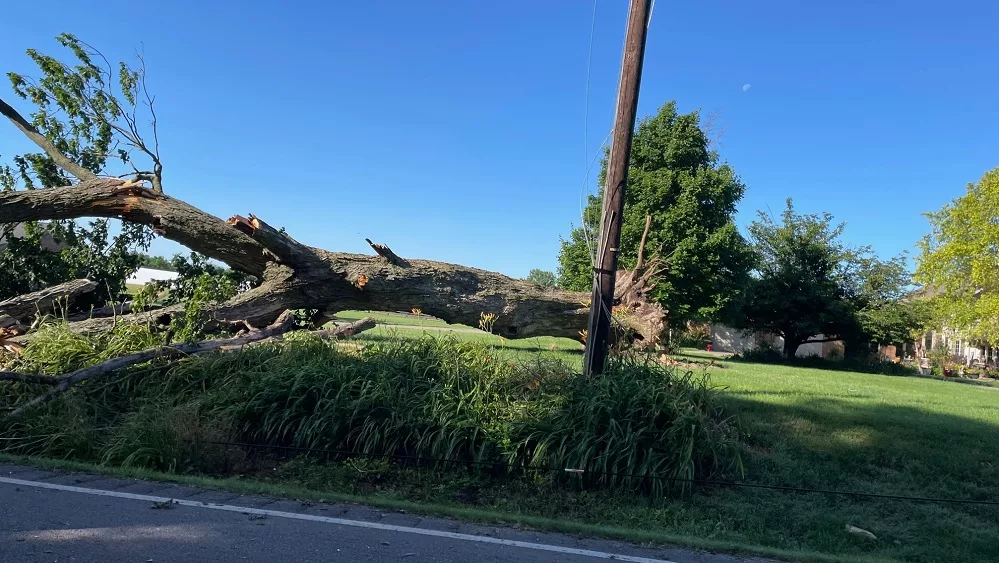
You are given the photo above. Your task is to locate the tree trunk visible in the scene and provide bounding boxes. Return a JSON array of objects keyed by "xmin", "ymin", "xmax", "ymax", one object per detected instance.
[
  {"xmin": 0, "ymin": 179, "xmax": 666, "ymax": 345},
  {"xmin": 783, "ymin": 336, "xmax": 802, "ymax": 359},
  {"xmin": 0, "ymin": 279, "xmax": 98, "ymax": 325}
]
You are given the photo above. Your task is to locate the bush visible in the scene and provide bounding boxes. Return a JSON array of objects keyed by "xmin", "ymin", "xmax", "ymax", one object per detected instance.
[
  {"xmin": 1, "ymin": 333, "xmax": 743, "ymax": 497},
  {"xmin": 730, "ymin": 344, "xmax": 917, "ymax": 376}
]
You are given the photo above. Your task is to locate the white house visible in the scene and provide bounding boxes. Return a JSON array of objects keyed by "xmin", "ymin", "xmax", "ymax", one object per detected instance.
[
  {"xmin": 709, "ymin": 324, "xmax": 845, "ymax": 359},
  {"xmin": 127, "ymin": 267, "xmax": 179, "ymax": 286}
]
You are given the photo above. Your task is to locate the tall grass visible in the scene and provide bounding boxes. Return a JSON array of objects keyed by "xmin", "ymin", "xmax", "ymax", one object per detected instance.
[{"xmin": 1, "ymin": 327, "xmax": 742, "ymax": 497}]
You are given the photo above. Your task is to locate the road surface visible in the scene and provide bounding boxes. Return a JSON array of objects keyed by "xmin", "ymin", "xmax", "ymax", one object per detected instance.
[{"xmin": 1, "ymin": 463, "xmax": 763, "ymax": 563}]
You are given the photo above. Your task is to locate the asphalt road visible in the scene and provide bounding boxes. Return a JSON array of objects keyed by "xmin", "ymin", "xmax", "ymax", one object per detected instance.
[{"xmin": 0, "ymin": 463, "xmax": 762, "ymax": 563}]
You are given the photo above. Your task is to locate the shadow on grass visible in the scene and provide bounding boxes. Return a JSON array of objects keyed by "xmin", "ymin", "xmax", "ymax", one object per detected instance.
[
  {"xmin": 703, "ymin": 394, "xmax": 999, "ymax": 561},
  {"xmin": 726, "ymin": 354, "xmax": 918, "ymax": 377},
  {"xmin": 723, "ymin": 394, "xmax": 999, "ymax": 497}
]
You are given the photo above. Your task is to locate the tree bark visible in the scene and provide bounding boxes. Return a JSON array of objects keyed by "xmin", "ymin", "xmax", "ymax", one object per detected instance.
[
  {"xmin": 0, "ymin": 98, "xmax": 98, "ymax": 184},
  {"xmin": 783, "ymin": 336, "xmax": 802, "ymax": 359},
  {"xmin": 0, "ymin": 178, "xmax": 666, "ymax": 344},
  {"xmin": 65, "ymin": 301, "xmax": 147, "ymax": 322},
  {"xmin": 0, "ymin": 279, "xmax": 98, "ymax": 324},
  {"xmin": 1, "ymin": 90, "xmax": 666, "ymax": 346}
]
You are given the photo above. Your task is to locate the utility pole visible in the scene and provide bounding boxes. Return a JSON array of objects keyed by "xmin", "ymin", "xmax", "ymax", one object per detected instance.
[{"xmin": 582, "ymin": 0, "xmax": 653, "ymax": 377}]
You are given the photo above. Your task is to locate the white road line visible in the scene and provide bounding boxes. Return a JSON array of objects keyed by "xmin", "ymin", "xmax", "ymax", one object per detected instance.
[{"xmin": 1, "ymin": 476, "xmax": 678, "ymax": 563}]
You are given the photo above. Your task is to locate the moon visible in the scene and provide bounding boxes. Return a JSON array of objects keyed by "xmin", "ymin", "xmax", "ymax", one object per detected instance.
[{"xmin": 742, "ymin": 83, "xmax": 752, "ymax": 93}]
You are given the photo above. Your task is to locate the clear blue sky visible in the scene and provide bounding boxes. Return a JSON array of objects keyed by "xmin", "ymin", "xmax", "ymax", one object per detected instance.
[{"xmin": 2, "ymin": 0, "xmax": 997, "ymax": 277}]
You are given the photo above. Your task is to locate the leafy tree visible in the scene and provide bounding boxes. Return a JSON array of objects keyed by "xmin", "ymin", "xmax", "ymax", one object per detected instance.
[
  {"xmin": 526, "ymin": 269, "xmax": 557, "ymax": 288},
  {"xmin": 0, "ymin": 34, "xmax": 157, "ymax": 307},
  {"xmin": 916, "ymin": 166, "xmax": 999, "ymax": 344},
  {"xmin": 855, "ymin": 299, "xmax": 932, "ymax": 349},
  {"xmin": 136, "ymin": 252, "xmax": 255, "ymax": 307},
  {"xmin": 732, "ymin": 199, "xmax": 913, "ymax": 358},
  {"xmin": 848, "ymin": 253, "xmax": 927, "ymax": 349},
  {"xmin": 139, "ymin": 254, "xmax": 177, "ymax": 272},
  {"xmin": 557, "ymin": 101, "xmax": 754, "ymax": 324},
  {"xmin": 134, "ymin": 252, "xmax": 258, "ymax": 341}
]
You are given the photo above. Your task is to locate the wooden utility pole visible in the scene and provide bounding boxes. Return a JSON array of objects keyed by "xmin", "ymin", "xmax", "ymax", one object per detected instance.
[{"xmin": 582, "ymin": 0, "xmax": 653, "ymax": 377}]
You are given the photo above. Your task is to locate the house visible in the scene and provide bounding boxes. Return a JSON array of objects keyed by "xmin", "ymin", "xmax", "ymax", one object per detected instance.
[
  {"xmin": 708, "ymin": 324, "xmax": 845, "ymax": 359},
  {"xmin": 0, "ymin": 223, "xmax": 66, "ymax": 253},
  {"xmin": 910, "ymin": 329, "xmax": 997, "ymax": 366},
  {"xmin": 899, "ymin": 286, "xmax": 997, "ymax": 366},
  {"xmin": 126, "ymin": 268, "xmax": 179, "ymax": 286}
]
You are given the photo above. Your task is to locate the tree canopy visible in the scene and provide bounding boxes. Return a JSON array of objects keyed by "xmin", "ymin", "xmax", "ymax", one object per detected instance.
[
  {"xmin": 557, "ymin": 101, "xmax": 754, "ymax": 325},
  {"xmin": 731, "ymin": 199, "xmax": 916, "ymax": 357},
  {"xmin": 525, "ymin": 269, "xmax": 557, "ymax": 288},
  {"xmin": 139, "ymin": 254, "xmax": 176, "ymax": 272},
  {"xmin": 0, "ymin": 33, "xmax": 156, "ymax": 307},
  {"xmin": 916, "ymin": 166, "xmax": 999, "ymax": 345}
]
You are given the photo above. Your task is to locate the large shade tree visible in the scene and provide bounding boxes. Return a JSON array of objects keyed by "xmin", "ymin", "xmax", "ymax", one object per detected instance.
[
  {"xmin": 557, "ymin": 102, "xmax": 754, "ymax": 325},
  {"xmin": 732, "ymin": 199, "xmax": 916, "ymax": 358},
  {"xmin": 916, "ymin": 166, "xmax": 999, "ymax": 345}
]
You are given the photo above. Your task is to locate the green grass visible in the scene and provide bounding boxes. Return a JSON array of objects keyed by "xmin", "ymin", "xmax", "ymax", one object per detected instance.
[
  {"xmin": 333, "ymin": 310, "xmax": 585, "ymax": 364},
  {"xmin": 334, "ymin": 310, "xmax": 471, "ymax": 329},
  {"xmin": 307, "ymin": 327, "xmax": 999, "ymax": 561},
  {"xmin": 690, "ymin": 356, "xmax": 999, "ymax": 562},
  {"xmin": 4, "ymin": 323, "xmax": 999, "ymax": 562},
  {"xmin": 0, "ymin": 453, "xmax": 874, "ymax": 563},
  {"xmin": 353, "ymin": 326, "xmax": 584, "ymax": 364}
]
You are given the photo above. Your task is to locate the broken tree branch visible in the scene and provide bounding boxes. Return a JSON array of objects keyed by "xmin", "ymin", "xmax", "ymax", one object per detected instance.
[
  {"xmin": 0, "ymin": 279, "xmax": 98, "ymax": 323},
  {"xmin": 229, "ymin": 214, "xmax": 324, "ymax": 268},
  {"xmin": 228, "ymin": 316, "xmax": 377, "ymax": 348},
  {"xmin": 0, "ymin": 98, "xmax": 98, "ymax": 183},
  {"xmin": 65, "ymin": 301, "xmax": 148, "ymax": 322},
  {"xmin": 365, "ymin": 238, "xmax": 410, "ymax": 267},
  {"xmin": 315, "ymin": 317, "xmax": 376, "ymax": 339},
  {"xmin": 635, "ymin": 214, "xmax": 652, "ymax": 272},
  {"xmin": 5, "ymin": 311, "xmax": 298, "ymax": 418},
  {"xmin": 0, "ymin": 178, "xmax": 665, "ymax": 343},
  {"xmin": 0, "ymin": 178, "xmax": 271, "ymax": 276},
  {"xmin": 0, "ymin": 372, "xmax": 60, "ymax": 385}
]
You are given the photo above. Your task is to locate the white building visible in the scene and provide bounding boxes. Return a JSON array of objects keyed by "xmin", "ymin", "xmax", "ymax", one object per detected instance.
[
  {"xmin": 709, "ymin": 324, "xmax": 845, "ymax": 359},
  {"xmin": 127, "ymin": 267, "xmax": 179, "ymax": 286}
]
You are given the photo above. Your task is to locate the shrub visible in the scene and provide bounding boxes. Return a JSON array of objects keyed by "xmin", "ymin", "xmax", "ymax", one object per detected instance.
[
  {"xmin": 731, "ymin": 344, "xmax": 918, "ymax": 376},
  {"xmin": 733, "ymin": 344, "xmax": 784, "ymax": 364},
  {"xmin": 1, "ymin": 333, "xmax": 743, "ymax": 497},
  {"xmin": 101, "ymin": 403, "xmax": 243, "ymax": 474}
]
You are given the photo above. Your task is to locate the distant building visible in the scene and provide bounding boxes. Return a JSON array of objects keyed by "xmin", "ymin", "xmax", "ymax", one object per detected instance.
[
  {"xmin": 709, "ymin": 324, "xmax": 845, "ymax": 359},
  {"xmin": 0, "ymin": 223, "xmax": 65, "ymax": 253},
  {"xmin": 127, "ymin": 268, "xmax": 179, "ymax": 286}
]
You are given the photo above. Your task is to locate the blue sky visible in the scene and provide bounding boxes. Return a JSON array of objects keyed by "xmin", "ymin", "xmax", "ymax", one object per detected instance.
[{"xmin": 2, "ymin": 0, "xmax": 997, "ymax": 277}]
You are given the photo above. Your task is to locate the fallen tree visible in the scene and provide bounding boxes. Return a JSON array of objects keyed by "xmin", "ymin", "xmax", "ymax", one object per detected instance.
[
  {"xmin": 0, "ymin": 278, "xmax": 98, "ymax": 331},
  {"xmin": 0, "ymin": 37, "xmax": 666, "ymax": 348}
]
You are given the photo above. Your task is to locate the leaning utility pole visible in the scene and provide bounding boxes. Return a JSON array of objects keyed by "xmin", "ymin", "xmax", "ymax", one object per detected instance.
[{"xmin": 582, "ymin": 0, "xmax": 654, "ymax": 377}]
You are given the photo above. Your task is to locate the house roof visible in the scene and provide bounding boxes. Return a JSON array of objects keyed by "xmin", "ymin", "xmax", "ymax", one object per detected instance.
[{"xmin": 0, "ymin": 223, "xmax": 66, "ymax": 253}]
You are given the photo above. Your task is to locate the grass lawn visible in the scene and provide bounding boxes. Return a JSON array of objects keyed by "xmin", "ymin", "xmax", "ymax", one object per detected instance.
[
  {"xmin": 340, "ymin": 310, "xmax": 585, "ymax": 364},
  {"xmin": 334, "ymin": 310, "xmax": 473, "ymax": 329},
  {"xmin": 326, "ymin": 326, "xmax": 999, "ymax": 561},
  {"xmin": 701, "ymin": 357, "xmax": 999, "ymax": 562},
  {"xmin": 6, "ymin": 317, "xmax": 997, "ymax": 561}
]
